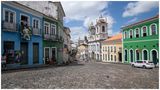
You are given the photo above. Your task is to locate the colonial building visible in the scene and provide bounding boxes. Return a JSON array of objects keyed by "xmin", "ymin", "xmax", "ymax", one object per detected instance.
[
  {"xmin": 102, "ymin": 33, "xmax": 122, "ymax": 62},
  {"xmin": 77, "ymin": 38, "xmax": 88, "ymax": 60},
  {"xmin": 63, "ymin": 27, "xmax": 71, "ymax": 64},
  {"xmin": 18, "ymin": 1, "xmax": 66, "ymax": 65},
  {"xmin": 88, "ymin": 16, "xmax": 108, "ymax": 61},
  {"xmin": 1, "ymin": 1, "xmax": 43, "ymax": 68},
  {"xmin": 122, "ymin": 15, "xmax": 159, "ymax": 65}
]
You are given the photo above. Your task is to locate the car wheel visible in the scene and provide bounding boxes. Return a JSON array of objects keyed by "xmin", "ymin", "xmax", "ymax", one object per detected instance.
[{"xmin": 143, "ymin": 65, "xmax": 146, "ymax": 69}]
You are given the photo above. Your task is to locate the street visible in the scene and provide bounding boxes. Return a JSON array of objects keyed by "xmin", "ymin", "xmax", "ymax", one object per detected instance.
[{"xmin": 1, "ymin": 61, "xmax": 159, "ymax": 89}]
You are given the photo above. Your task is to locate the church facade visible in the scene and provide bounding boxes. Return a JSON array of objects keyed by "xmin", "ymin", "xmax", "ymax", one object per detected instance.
[{"xmin": 87, "ymin": 16, "xmax": 108, "ymax": 61}]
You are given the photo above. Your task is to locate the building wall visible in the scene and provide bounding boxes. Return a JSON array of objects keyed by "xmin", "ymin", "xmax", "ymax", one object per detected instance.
[
  {"xmin": 1, "ymin": 2, "xmax": 43, "ymax": 65},
  {"xmin": 102, "ymin": 43, "xmax": 122, "ymax": 62},
  {"xmin": 122, "ymin": 17, "xmax": 159, "ymax": 64},
  {"xmin": 43, "ymin": 17, "xmax": 64, "ymax": 64}
]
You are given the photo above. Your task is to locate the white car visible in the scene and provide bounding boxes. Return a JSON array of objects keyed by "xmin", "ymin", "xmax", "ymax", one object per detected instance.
[{"xmin": 131, "ymin": 60, "xmax": 155, "ymax": 69}]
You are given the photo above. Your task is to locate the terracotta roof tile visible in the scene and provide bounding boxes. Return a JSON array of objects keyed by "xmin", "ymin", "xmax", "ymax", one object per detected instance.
[{"xmin": 104, "ymin": 33, "xmax": 122, "ymax": 42}]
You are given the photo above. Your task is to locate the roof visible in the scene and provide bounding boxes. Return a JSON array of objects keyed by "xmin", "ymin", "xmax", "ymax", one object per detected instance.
[
  {"xmin": 121, "ymin": 15, "xmax": 159, "ymax": 29},
  {"xmin": 104, "ymin": 33, "xmax": 122, "ymax": 42}
]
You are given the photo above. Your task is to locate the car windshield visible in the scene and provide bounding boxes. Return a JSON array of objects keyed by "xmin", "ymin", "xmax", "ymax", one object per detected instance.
[{"xmin": 148, "ymin": 61, "xmax": 153, "ymax": 63}]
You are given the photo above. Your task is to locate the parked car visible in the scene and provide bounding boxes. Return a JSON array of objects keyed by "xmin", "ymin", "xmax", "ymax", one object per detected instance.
[{"xmin": 131, "ymin": 60, "xmax": 154, "ymax": 69}]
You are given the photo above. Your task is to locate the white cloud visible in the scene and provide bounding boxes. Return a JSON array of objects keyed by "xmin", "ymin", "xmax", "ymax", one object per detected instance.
[
  {"xmin": 122, "ymin": 1, "xmax": 159, "ymax": 17},
  {"xmin": 61, "ymin": 1, "xmax": 115, "ymax": 40},
  {"xmin": 69, "ymin": 26, "xmax": 89, "ymax": 42},
  {"xmin": 126, "ymin": 17, "xmax": 137, "ymax": 24}
]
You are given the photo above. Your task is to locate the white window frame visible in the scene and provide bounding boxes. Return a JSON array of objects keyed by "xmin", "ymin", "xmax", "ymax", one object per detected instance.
[
  {"xmin": 150, "ymin": 23, "xmax": 157, "ymax": 35},
  {"xmin": 134, "ymin": 28, "xmax": 140, "ymax": 38},
  {"xmin": 3, "ymin": 8, "xmax": 16, "ymax": 23},
  {"xmin": 129, "ymin": 29, "xmax": 133, "ymax": 38},
  {"xmin": 32, "ymin": 18, "xmax": 40, "ymax": 29},
  {"xmin": 44, "ymin": 21, "xmax": 50, "ymax": 35},
  {"xmin": 150, "ymin": 49, "xmax": 158, "ymax": 62},
  {"xmin": 142, "ymin": 49, "xmax": 149, "ymax": 60},
  {"xmin": 141, "ymin": 26, "xmax": 148, "ymax": 37},
  {"xmin": 20, "ymin": 13, "xmax": 30, "ymax": 26},
  {"xmin": 129, "ymin": 49, "xmax": 134, "ymax": 62},
  {"xmin": 50, "ymin": 24, "xmax": 56, "ymax": 35}
]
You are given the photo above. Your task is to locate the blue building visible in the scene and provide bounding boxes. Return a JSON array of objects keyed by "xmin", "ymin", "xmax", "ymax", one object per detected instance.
[{"xmin": 1, "ymin": 1, "xmax": 43, "ymax": 68}]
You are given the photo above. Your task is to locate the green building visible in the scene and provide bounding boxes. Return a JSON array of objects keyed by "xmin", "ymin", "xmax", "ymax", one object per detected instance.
[
  {"xmin": 43, "ymin": 15, "xmax": 64, "ymax": 65},
  {"xmin": 122, "ymin": 15, "xmax": 159, "ymax": 65},
  {"xmin": 43, "ymin": 2, "xmax": 66, "ymax": 65}
]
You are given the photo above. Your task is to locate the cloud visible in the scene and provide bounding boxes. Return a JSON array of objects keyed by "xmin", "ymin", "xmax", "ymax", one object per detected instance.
[
  {"xmin": 126, "ymin": 17, "xmax": 138, "ymax": 24},
  {"xmin": 122, "ymin": 1, "xmax": 159, "ymax": 17},
  {"xmin": 61, "ymin": 1, "xmax": 115, "ymax": 40},
  {"xmin": 62, "ymin": 1, "xmax": 109, "ymax": 21},
  {"xmin": 69, "ymin": 26, "xmax": 89, "ymax": 42}
]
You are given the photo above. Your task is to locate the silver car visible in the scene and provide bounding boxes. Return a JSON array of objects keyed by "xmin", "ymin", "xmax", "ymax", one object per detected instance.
[{"xmin": 131, "ymin": 60, "xmax": 155, "ymax": 69}]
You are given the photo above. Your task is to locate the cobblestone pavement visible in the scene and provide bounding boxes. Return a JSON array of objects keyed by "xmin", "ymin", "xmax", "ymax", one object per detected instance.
[{"xmin": 1, "ymin": 61, "xmax": 159, "ymax": 89}]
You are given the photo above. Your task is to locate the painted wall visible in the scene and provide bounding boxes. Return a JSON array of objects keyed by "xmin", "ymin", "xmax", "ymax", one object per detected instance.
[
  {"xmin": 1, "ymin": 3, "xmax": 43, "ymax": 65},
  {"xmin": 122, "ymin": 18, "xmax": 159, "ymax": 64}
]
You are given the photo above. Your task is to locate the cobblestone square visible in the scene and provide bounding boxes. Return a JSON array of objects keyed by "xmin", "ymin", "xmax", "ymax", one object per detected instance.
[{"xmin": 1, "ymin": 62, "xmax": 159, "ymax": 89}]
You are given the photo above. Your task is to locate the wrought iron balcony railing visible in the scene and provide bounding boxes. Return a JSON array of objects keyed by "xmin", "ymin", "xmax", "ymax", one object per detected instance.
[{"xmin": 32, "ymin": 28, "xmax": 41, "ymax": 35}]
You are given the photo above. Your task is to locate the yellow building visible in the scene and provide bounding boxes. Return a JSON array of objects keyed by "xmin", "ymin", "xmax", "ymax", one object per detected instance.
[{"xmin": 102, "ymin": 33, "xmax": 122, "ymax": 62}]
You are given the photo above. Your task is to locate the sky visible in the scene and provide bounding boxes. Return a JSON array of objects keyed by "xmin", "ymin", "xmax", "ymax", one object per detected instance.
[{"xmin": 61, "ymin": 1, "xmax": 159, "ymax": 42}]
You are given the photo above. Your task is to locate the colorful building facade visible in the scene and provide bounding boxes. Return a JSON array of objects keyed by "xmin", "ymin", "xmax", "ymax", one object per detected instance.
[
  {"xmin": 102, "ymin": 33, "xmax": 122, "ymax": 63},
  {"xmin": 1, "ymin": 1, "xmax": 43, "ymax": 68},
  {"xmin": 122, "ymin": 15, "xmax": 159, "ymax": 65}
]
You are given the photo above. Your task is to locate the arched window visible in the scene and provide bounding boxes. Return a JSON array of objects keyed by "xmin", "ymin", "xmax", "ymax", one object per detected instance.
[
  {"xmin": 130, "ymin": 30, "xmax": 133, "ymax": 38},
  {"xmin": 102, "ymin": 26, "xmax": 105, "ymax": 32},
  {"xmin": 135, "ymin": 28, "xmax": 140, "ymax": 38},
  {"xmin": 130, "ymin": 49, "xmax": 134, "ymax": 62},
  {"xmin": 150, "ymin": 49, "xmax": 158, "ymax": 65},
  {"xmin": 124, "ymin": 31, "xmax": 127, "ymax": 39},
  {"xmin": 150, "ymin": 24, "xmax": 157, "ymax": 35},
  {"xmin": 142, "ymin": 26, "xmax": 147, "ymax": 37}
]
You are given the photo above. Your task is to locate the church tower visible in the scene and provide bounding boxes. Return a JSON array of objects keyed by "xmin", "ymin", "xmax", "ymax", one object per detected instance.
[{"xmin": 95, "ymin": 15, "xmax": 108, "ymax": 40}]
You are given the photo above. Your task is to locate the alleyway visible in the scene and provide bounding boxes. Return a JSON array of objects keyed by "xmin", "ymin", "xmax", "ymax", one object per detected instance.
[{"xmin": 1, "ymin": 61, "xmax": 158, "ymax": 89}]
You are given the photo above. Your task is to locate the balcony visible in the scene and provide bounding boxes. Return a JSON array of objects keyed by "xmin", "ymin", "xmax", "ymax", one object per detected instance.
[
  {"xmin": 32, "ymin": 28, "xmax": 41, "ymax": 35},
  {"xmin": 44, "ymin": 34, "xmax": 62, "ymax": 42},
  {"xmin": 2, "ymin": 21, "xmax": 17, "ymax": 32}
]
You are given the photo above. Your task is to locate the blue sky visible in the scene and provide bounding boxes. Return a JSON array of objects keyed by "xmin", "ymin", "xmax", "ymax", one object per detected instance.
[{"xmin": 61, "ymin": 1, "xmax": 159, "ymax": 42}]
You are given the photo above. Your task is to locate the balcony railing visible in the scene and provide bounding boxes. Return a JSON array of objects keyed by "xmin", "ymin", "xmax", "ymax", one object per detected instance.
[
  {"xmin": 44, "ymin": 34, "xmax": 63, "ymax": 41},
  {"xmin": 2, "ymin": 21, "xmax": 17, "ymax": 32},
  {"xmin": 32, "ymin": 28, "xmax": 41, "ymax": 35}
]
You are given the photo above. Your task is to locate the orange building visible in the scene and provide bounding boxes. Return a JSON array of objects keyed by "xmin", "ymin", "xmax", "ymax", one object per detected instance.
[{"xmin": 101, "ymin": 33, "xmax": 122, "ymax": 62}]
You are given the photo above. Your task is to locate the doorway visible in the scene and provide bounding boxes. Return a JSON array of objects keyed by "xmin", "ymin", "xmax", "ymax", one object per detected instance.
[
  {"xmin": 33, "ymin": 43, "xmax": 39, "ymax": 64},
  {"xmin": 21, "ymin": 42, "xmax": 28, "ymax": 65},
  {"xmin": 51, "ymin": 47, "xmax": 57, "ymax": 63},
  {"xmin": 130, "ymin": 50, "xmax": 133, "ymax": 62},
  {"xmin": 118, "ymin": 52, "xmax": 122, "ymax": 62},
  {"xmin": 152, "ymin": 50, "xmax": 158, "ymax": 65}
]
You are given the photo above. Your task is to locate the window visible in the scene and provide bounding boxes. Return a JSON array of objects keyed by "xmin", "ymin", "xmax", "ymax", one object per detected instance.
[
  {"xmin": 105, "ymin": 46, "xmax": 107, "ymax": 52},
  {"xmin": 114, "ymin": 46, "xmax": 116, "ymax": 53},
  {"xmin": 33, "ymin": 19, "xmax": 39, "ymax": 29},
  {"xmin": 44, "ymin": 22, "xmax": 49, "ymax": 34},
  {"xmin": 124, "ymin": 31, "xmax": 127, "ymax": 39},
  {"xmin": 150, "ymin": 24, "xmax": 157, "ymax": 35},
  {"xmin": 4, "ymin": 9, "xmax": 15, "ymax": 23},
  {"xmin": 102, "ymin": 26, "xmax": 105, "ymax": 32},
  {"xmin": 111, "ymin": 46, "xmax": 112, "ymax": 52},
  {"xmin": 135, "ymin": 28, "xmax": 139, "ymax": 38},
  {"xmin": 51, "ymin": 24, "xmax": 56, "ymax": 35},
  {"xmin": 130, "ymin": 30, "xmax": 133, "ymax": 38},
  {"xmin": 142, "ymin": 26, "xmax": 147, "ymax": 37}
]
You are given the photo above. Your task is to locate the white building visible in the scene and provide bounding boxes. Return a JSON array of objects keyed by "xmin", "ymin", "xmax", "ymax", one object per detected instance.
[{"xmin": 87, "ymin": 16, "xmax": 108, "ymax": 61}]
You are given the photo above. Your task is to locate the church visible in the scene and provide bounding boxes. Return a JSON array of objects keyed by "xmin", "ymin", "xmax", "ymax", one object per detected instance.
[{"xmin": 87, "ymin": 16, "xmax": 108, "ymax": 61}]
